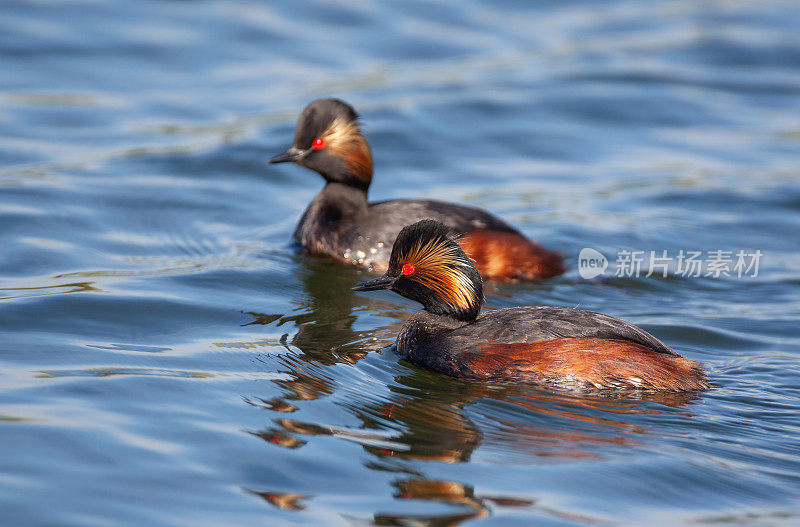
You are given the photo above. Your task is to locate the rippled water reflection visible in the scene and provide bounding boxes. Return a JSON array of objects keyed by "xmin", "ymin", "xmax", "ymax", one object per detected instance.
[{"xmin": 2, "ymin": 0, "xmax": 800, "ymax": 525}]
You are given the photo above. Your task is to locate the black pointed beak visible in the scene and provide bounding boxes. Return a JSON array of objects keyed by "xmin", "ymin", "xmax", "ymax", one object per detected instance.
[
  {"xmin": 268, "ymin": 147, "xmax": 305, "ymax": 164},
  {"xmin": 352, "ymin": 275, "xmax": 396, "ymax": 292}
]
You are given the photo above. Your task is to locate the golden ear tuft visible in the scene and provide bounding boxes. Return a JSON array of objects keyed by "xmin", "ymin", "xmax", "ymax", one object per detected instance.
[
  {"xmin": 320, "ymin": 116, "xmax": 372, "ymax": 183},
  {"xmin": 399, "ymin": 233, "xmax": 479, "ymax": 314},
  {"xmin": 321, "ymin": 116, "xmax": 359, "ymax": 148}
]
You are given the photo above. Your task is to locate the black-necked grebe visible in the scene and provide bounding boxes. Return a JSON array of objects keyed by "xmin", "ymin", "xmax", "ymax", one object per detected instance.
[
  {"xmin": 352, "ymin": 220, "xmax": 709, "ymax": 392},
  {"xmin": 269, "ymin": 98, "xmax": 564, "ymax": 281}
]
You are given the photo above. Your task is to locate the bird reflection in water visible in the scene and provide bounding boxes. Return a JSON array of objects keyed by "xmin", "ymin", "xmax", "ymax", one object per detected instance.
[
  {"xmin": 242, "ymin": 256, "xmax": 400, "ymax": 447},
  {"xmin": 251, "ymin": 371, "xmax": 698, "ymax": 524},
  {"xmin": 241, "ymin": 256, "xmax": 701, "ymax": 524},
  {"xmin": 377, "ymin": 478, "xmax": 612, "ymax": 527},
  {"xmin": 245, "ymin": 257, "xmax": 402, "ymax": 360},
  {"xmin": 247, "ymin": 489, "xmax": 309, "ymax": 511}
]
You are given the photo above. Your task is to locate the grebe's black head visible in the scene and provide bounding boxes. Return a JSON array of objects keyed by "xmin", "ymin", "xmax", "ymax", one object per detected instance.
[
  {"xmin": 352, "ymin": 220, "xmax": 484, "ymax": 322},
  {"xmin": 269, "ymin": 98, "xmax": 373, "ymax": 192}
]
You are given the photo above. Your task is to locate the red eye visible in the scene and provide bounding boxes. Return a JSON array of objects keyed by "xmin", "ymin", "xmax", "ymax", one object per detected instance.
[
  {"xmin": 312, "ymin": 137, "xmax": 325, "ymax": 150},
  {"xmin": 402, "ymin": 264, "xmax": 415, "ymax": 275}
]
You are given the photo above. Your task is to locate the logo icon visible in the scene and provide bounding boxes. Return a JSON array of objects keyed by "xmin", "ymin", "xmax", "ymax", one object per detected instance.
[{"xmin": 578, "ymin": 248, "xmax": 608, "ymax": 279}]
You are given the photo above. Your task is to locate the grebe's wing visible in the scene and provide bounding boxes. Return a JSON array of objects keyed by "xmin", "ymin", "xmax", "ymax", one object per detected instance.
[
  {"xmin": 368, "ymin": 199, "xmax": 520, "ymax": 236},
  {"xmin": 479, "ymin": 306, "xmax": 680, "ymax": 357}
]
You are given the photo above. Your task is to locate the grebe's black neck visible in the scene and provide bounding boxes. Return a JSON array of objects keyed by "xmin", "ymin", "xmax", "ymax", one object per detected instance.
[
  {"xmin": 294, "ymin": 181, "xmax": 368, "ymax": 248},
  {"xmin": 318, "ymin": 181, "xmax": 368, "ymax": 208},
  {"xmin": 414, "ymin": 308, "xmax": 474, "ymax": 329},
  {"xmin": 395, "ymin": 309, "xmax": 473, "ymax": 360}
]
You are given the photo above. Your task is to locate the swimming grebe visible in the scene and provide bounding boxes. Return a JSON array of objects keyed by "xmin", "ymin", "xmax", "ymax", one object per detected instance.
[
  {"xmin": 352, "ymin": 220, "xmax": 709, "ymax": 392},
  {"xmin": 269, "ymin": 98, "xmax": 564, "ymax": 281}
]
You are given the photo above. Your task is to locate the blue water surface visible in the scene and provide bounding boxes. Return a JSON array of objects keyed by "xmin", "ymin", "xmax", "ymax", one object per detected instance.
[{"xmin": 1, "ymin": 1, "xmax": 799, "ymax": 525}]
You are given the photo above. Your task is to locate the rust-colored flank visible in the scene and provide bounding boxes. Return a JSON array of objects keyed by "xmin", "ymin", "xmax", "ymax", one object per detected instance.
[
  {"xmin": 465, "ymin": 338, "xmax": 709, "ymax": 391},
  {"xmin": 458, "ymin": 230, "xmax": 565, "ymax": 281}
]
